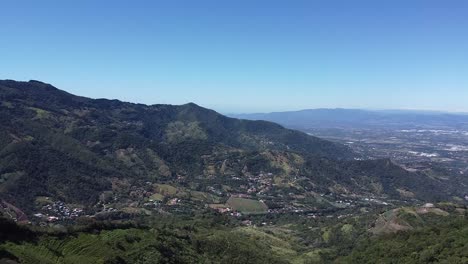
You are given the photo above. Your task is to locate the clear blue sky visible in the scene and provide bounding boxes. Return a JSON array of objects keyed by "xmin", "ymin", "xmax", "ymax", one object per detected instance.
[{"xmin": 1, "ymin": 0, "xmax": 467, "ymax": 113}]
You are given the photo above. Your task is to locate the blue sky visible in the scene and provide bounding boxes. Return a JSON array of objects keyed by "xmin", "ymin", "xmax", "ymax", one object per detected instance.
[{"xmin": 1, "ymin": 0, "xmax": 467, "ymax": 113}]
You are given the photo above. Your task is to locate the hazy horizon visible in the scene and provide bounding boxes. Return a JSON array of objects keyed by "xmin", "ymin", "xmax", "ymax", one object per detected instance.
[
  {"xmin": 2, "ymin": 1, "xmax": 468, "ymax": 113},
  {"xmin": 5, "ymin": 78, "xmax": 468, "ymax": 116}
]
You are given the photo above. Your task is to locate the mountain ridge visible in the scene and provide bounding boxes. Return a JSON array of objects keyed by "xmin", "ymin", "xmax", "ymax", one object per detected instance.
[
  {"xmin": 230, "ymin": 108, "xmax": 468, "ymax": 129},
  {"xmin": 0, "ymin": 80, "xmax": 466, "ymax": 220}
]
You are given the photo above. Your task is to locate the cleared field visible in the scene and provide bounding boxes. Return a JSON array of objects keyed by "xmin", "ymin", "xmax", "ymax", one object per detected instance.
[
  {"xmin": 35, "ymin": 196, "xmax": 53, "ymax": 205},
  {"xmin": 226, "ymin": 197, "xmax": 268, "ymax": 214},
  {"xmin": 149, "ymin": 193, "xmax": 164, "ymax": 201},
  {"xmin": 152, "ymin": 184, "xmax": 189, "ymax": 197},
  {"xmin": 209, "ymin": 204, "xmax": 228, "ymax": 209},
  {"xmin": 190, "ymin": 191, "xmax": 221, "ymax": 203},
  {"xmin": 153, "ymin": 184, "xmax": 178, "ymax": 196}
]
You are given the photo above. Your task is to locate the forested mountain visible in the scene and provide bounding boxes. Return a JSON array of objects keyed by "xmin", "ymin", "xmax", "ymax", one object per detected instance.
[
  {"xmin": 0, "ymin": 80, "xmax": 467, "ymax": 264},
  {"xmin": 0, "ymin": 80, "xmax": 465, "ymax": 219},
  {"xmin": 0, "ymin": 80, "xmax": 349, "ymax": 210}
]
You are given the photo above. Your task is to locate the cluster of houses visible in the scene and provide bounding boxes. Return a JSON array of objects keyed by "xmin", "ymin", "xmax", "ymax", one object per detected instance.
[
  {"xmin": 244, "ymin": 172, "xmax": 274, "ymax": 195},
  {"xmin": 35, "ymin": 201, "xmax": 84, "ymax": 222},
  {"xmin": 129, "ymin": 186, "xmax": 153, "ymax": 199},
  {"xmin": 208, "ymin": 204, "xmax": 243, "ymax": 217},
  {"xmin": 363, "ymin": 197, "xmax": 389, "ymax": 205},
  {"xmin": 207, "ymin": 186, "xmax": 223, "ymax": 196}
]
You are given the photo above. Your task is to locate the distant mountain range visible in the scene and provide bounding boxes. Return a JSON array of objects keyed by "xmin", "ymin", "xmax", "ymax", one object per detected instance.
[
  {"xmin": 0, "ymin": 80, "xmax": 466, "ymax": 217},
  {"xmin": 230, "ymin": 108, "xmax": 468, "ymax": 130}
]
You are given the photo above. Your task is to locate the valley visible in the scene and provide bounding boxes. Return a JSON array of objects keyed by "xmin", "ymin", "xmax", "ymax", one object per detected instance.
[{"xmin": 306, "ymin": 127, "xmax": 468, "ymax": 174}]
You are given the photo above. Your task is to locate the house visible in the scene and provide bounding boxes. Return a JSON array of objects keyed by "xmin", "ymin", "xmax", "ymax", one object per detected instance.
[{"xmin": 423, "ymin": 203, "xmax": 435, "ymax": 208}]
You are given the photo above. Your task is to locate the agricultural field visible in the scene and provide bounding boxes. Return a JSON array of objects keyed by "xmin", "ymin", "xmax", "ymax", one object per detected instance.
[{"xmin": 226, "ymin": 197, "xmax": 268, "ymax": 214}]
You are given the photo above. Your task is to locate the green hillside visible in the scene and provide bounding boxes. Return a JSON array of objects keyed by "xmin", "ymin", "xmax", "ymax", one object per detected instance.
[{"xmin": 0, "ymin": 203, "xmax": 466, "ymax": 264}]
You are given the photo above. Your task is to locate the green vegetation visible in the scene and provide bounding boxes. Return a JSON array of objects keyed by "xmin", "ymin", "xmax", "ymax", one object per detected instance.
[
  {"xmin": 0, "ymin": 214, "xmax": 289, "ymax": 264},
  {"xmin": 153, "ymin": 184, "xmax": 178, "ymax": 196},
  {"xmin": 189, "ymin": 191, "xmax": 220, "ymax": 203},
  {"xmin": 226, "ymin": 197, "xmax": 268, "ymax": 214},
  {"xmin": 149, "ymin": 193, "xmax": 164, "ymax": 201},
  {"xmin": 165, "ymin": 121, "xmax": 207, "ymax": 143},
  {"xmin": 342, "ymin": 217, "xmax": 468, "ymax": 263},
  {"xmin": 27, "ymin": 107, "xmax": 50, "ymax": 120},
  {"xmin": 0, "ymin": 207, "xmax": 466, "ymax": 264}
]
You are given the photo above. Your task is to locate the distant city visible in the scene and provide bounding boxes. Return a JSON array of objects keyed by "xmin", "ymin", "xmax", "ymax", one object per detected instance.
[{"xmin": 231, "ymin": 108, "xmax": 468, "ymax": 173}]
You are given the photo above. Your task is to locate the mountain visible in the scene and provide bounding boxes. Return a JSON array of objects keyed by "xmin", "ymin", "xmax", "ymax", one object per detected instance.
[
  {"xmin": 230, "ymin": 108, "xmax": 468, "ymax": 130},
  {"xmin": 0, "ymin": 80, "xmax": 466, "ymax": 219}
]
